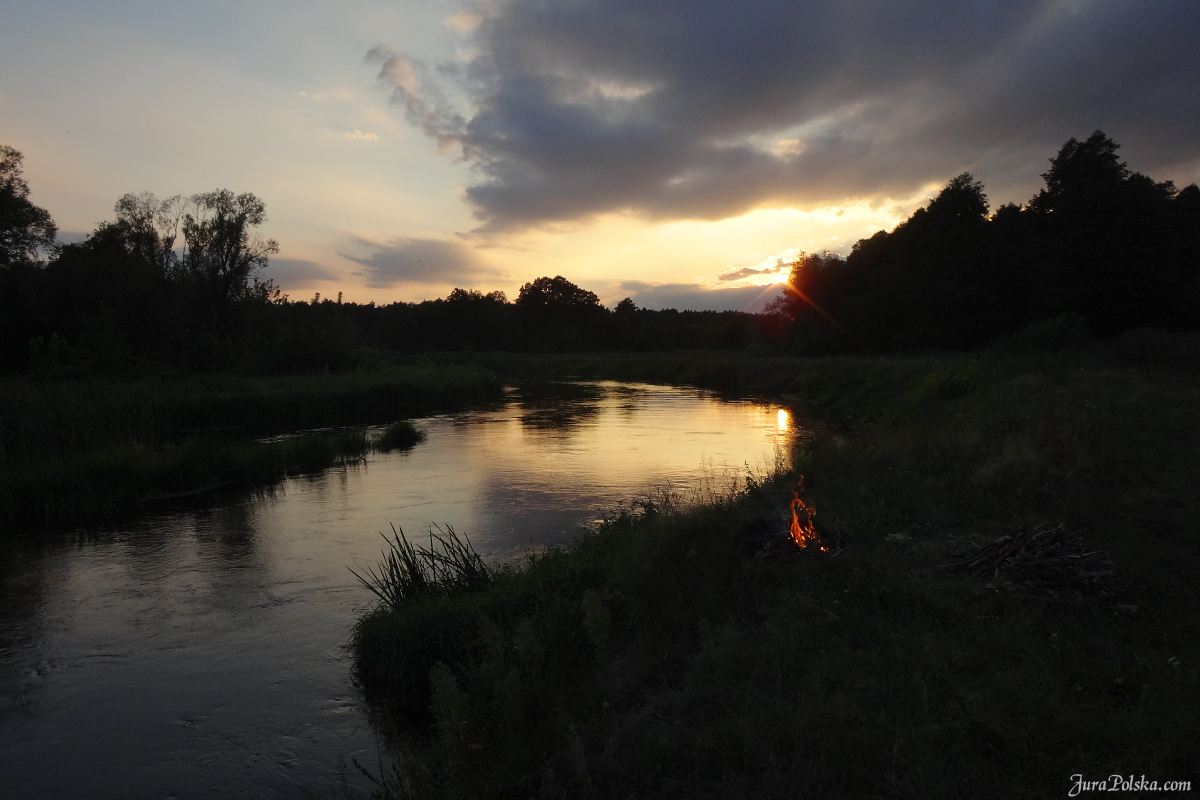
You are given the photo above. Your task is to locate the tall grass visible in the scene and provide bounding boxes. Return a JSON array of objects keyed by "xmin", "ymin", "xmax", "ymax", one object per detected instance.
[
  {"xmin": 0, "ymin": 428, "xmax": 371, "ymax": 523},
  {"xmin": 0, "ymin": 365, "xmax": 500, "ymax": 466},
  {"xmin": 351, "ymin": 525, "xmax": 493, "ymax": 612},
  {"xmin": 0, "ymin": 365, "xmax": 500, "ymax": 526}
]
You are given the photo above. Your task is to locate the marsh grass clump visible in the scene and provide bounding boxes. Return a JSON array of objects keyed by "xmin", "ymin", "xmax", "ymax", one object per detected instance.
[
  {"xmin": 375, "ymin": 420, "xmax": 425, "ymax": 453},
  {"xmin": 351, "ymin": 524, "xmax": 493, "ymax": 612}
]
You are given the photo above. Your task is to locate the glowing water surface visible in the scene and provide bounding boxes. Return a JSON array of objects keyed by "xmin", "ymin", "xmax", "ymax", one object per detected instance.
[{"xmin": 0, "ymin": 381, "xmax": 805, "ymax": 799}]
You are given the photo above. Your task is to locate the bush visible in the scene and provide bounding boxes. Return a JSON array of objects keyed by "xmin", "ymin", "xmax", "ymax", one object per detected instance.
[
  {"xmin": 375, "ymin": 420, "xmax": 425, "ymax": 452},
  {"xmin": 990, "ymin": 313, "xmax": 1090, "ymax": 353}
]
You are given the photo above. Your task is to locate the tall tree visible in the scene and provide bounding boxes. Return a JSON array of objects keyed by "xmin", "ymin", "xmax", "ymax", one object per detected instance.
[
  {"xmin": 515, "ymin": 275, "xmax": 606, "ymax": 350},
  {"xmin": 1027, "ymin": 131, "xmax": 1186, "ymax": 332},
  {"xmin": 0, "ymin": 145, "xmax": 57, "ymax": 268},
  {"xmin": 516, "ymin": 275, "xmax": 602, "ymax": 310},
  {"xmin": 181, "ymin": 189, "xmax": 279, "ymax": 303},
  {"xmin": 1027, "ymin": 131, "xmax": 1130, "ymax": 218},
  {"xmin": 99, "ymin": 192, "xmax": 185, "ymax": 279}
]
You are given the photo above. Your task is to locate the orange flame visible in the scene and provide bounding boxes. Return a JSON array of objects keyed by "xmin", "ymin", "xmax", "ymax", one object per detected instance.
[{"xmin": 789, "ymin": 484, "xmax": 828, "ymax": 551}]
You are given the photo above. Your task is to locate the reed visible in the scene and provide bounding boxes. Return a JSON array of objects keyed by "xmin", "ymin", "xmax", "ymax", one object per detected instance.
[
  {"xmin": 0, "ymin": 364, "xmax": 501, "ymax": 527},
  {"xmin": 350, "ymin": 524, "xmax": 493, "ymax": 612},
  {"xmin": 0, "ymin": 428, "xmax": 370, "ymax": 523},
  {"xmin": 0, "ymin": 365, "xmax": 501, "ymax": 466},
  {"xmin": 374, "ymin": 420, "xmax": 426, "ymax": 453}
]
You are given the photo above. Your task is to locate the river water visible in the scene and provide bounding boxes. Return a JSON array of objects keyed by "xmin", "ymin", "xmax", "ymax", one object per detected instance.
[{"xmin": 0, "ymin": 381, "xmax": 802, "ymax": 799}]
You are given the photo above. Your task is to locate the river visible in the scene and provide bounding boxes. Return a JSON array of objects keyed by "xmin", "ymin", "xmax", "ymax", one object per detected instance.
[{"xmin": 0, "ymin": 380, "xmax": 804, "ymax": 799}]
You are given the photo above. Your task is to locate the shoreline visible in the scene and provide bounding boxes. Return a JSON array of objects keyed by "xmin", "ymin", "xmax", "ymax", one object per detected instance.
[
  {"xmin": 351, "ymin": 346, "xmax": 1200, "ymax": 798},
  {"xmin": 0, "ymin": 365, "xmax": 502, "ymax": 527}
]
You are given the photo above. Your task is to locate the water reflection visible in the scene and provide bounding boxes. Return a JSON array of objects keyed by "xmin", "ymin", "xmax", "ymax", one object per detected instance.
[
  {"xmin": 514, "ymin": 380, "xmax": 604, "ymax": 432},
  {"xmin": 0, "ymin": 381, "xmax": 808, "ymax": 799}
]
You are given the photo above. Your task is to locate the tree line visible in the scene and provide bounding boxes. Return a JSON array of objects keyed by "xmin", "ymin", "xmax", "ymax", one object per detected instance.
[
  {"xmin": 1, "ymin": 132, "xmax": 1196, "ymax": 375},
  {"xmin": 768, "ymin": 132, "xmax": 1200, "ymax": 352}
]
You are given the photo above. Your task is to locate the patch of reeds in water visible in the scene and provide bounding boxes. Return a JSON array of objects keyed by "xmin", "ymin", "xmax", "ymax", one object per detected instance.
[{"xmin": 374, "ymin": 420, "xmax": 426, "ymax": 453}]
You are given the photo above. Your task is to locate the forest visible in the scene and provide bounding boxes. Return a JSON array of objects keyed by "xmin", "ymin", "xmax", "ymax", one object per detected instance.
[{"xmin": 2, "ymin": 131, "xmax": 1197, "ymax": 376}]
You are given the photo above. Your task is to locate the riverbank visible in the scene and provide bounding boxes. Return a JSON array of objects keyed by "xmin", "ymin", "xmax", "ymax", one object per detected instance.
[
  {"xmin": 353, "ymin": 344, "xmax": 1199, "ymax": 798},
  {"xmin": 0, "ymin": 366, "xmax": 501, "ymax": 525}
]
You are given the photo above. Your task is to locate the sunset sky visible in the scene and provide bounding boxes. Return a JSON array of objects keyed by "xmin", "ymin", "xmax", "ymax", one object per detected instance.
[{"xmin": 2, "ymin": 0, "xmax": 1198, "ymax": 310}]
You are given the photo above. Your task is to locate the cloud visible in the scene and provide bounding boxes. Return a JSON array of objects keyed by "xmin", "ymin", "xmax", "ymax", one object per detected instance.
[
  {"xmin": 299, "ymin": 88, "xmax": 354, "ymax": 104},
  {"xmin": 341, "ymin": 236, "xmax": 501, "ymax": 287},
  {"xmin": 625, "ymin": 283, "xmax": 785, "ymax": 313},
  {"xmin": 714, "ymin": 266, "xmax": 771, "ymax": 284},
  {"xmin": 366, "ymin": 45, "xmax": 466, "ymax": 156},
  {"xmin": 266, "ymin": 258, "xmax": 338, "ymax": 287},
  {"xmin": 343, "ymin": 129, "xmax": 379, "ymax": 141},
  {"xmin": 372, "ymin": 0, "xmax": 1200, "ymax": 231},
  {"xmin": 445, "ymin": 11, "xmax": 483, "ymax": 33}
]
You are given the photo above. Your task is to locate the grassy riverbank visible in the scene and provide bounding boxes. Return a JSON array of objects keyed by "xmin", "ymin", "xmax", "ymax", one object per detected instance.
[
  {"xmin": 0, "ymin": 366, "xmax": 500, "ymax": 525},
  {"xmin": 353, "ymin": 340, "xmax": 1199, "ymax": 798}
]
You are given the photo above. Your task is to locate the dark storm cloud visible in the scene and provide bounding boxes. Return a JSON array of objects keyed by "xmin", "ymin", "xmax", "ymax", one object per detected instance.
[
  {"xmin": 628, "ymin": 283, "xmax": 785, "ymax": 313},
  {"xmin": 373, "ymin": 0, "xmax": 1200, "ymax": 230},
  {"xmin": 341, "ymin": 236, "xmax": 500, "ymax": 287}
]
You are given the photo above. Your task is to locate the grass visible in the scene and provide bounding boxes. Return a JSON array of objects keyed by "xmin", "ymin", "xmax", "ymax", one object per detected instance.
[
  {"xmin": 2, "ymin": 428, "xmax": 372, "ymax": 522},
  {"xmin": 351, "ymin": 524, "xmax": 494, "ymax": 612},
  {"xmin": 0, "ymin": 365, "xmax": 500, "ymax": 463},
  {"xmin": 0, "ymin": 365, "xmax": 501, "ymax": 525},
  {"xmin": 376, "ymin": 421, "xmax": 427, "ymax": 453},
  {"xmin": 352, "ymin": 338, "xmax": 1200, "ymax": 799}
]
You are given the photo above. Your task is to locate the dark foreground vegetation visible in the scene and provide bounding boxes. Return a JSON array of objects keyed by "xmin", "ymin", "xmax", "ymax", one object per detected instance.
[
  {"xmin": 0, "ymin": 366, "xmax": 499, "ymax": 525},
  {"xmin": 3, "ymin": 133, "xmax": 1198, "ymax": 377},
  {"xmin": 351, "ymin": 339, "xmax": 1199, "ymax": 799}
]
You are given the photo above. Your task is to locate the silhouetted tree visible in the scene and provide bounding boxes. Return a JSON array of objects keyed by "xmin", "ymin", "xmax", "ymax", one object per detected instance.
[
  {"xmin": 516, "ymin": 275, "xmax": 603, "ymax": 310},
  {"xmin": 1027, "ymin": 131, "xmax": 1188, "ymax": 332},
  {"xmin": 516, "ymin": 275, "xmax": 607, "ymax": 350},
  {"xmin": 101, "ymin": 192, "xmax": 184, "ymax": 279},
  {"xmin": 0, "ymin": 145, "xmax": 57, "ymax": 268},
  {"xmin": 181, "ymin": 189, "xmax": 279, "ymax": 305},
  {"xmin": 838, "ymin": 172, "xmax": 1000, "ymax": 349}
]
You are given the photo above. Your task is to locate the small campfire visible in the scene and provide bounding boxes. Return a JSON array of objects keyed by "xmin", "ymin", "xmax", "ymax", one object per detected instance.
[
  {"xmin": 737, "ymin": 478, "xmax": 832, "ymax": 558},
  {"xmin": 788, "ymin": 489, "xmax": 828, "ymax": 552},
  {"xmin": 948, "ymin": 522, "xmax": 1115, "ymax": 598}
]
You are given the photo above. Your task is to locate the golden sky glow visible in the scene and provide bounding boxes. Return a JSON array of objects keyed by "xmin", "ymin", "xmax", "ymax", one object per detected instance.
[{"xmin": 305, "ymin": 192, "xmax": 928, "ymax": 307}]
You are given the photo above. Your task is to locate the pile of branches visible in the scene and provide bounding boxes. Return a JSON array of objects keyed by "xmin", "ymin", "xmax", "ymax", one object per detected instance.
[{"xmin": 949, "ymin": 522, "xmax": 1115, "ymax": 598}]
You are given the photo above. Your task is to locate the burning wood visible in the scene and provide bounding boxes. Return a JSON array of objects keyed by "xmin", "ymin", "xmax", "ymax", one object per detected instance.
[
  {"xmin": 788, "ymin": 490, "xmax": 828, "ymax": 552},
  {"xmin": 948, "ymin": 522, "xmax": 1115, "ymax": 598},
  {"xmin": 736, "ymin": 480, "xmax": 833, "ymax": 558}
]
